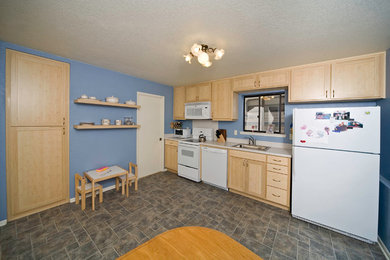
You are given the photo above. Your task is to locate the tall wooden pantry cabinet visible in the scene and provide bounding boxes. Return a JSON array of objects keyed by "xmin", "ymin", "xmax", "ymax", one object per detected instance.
[{"xmin": 6, "ymin": 50, "xmax": 69, "ymax": 220}]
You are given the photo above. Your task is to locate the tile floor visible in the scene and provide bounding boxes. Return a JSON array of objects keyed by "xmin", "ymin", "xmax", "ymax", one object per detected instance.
[{"xmin": 0, "ymin": 171, "xmax": 386, "ymax": 259}]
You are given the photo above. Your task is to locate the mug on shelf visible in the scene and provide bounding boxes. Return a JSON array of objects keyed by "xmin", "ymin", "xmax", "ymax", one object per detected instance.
[{"xmin": 101, "ymin": 119, "xmax": 110, "ymax": 125}]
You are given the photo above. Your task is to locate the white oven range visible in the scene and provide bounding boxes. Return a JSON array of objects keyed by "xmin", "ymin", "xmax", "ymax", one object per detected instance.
[{"xmin": 178, "ymin": 128, "xmax": 213, "ymax": 182}]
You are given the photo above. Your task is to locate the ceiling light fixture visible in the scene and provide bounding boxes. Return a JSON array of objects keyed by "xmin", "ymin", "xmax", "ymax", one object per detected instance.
[{"xmin": 184, "ymin": 43, "xmax": 224, "ymax": 67}]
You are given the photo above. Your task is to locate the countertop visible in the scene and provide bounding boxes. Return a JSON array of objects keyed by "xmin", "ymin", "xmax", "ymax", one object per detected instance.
[{"xmin": 164, "ymin": 135, "xmax": 292, "ymax": 158}]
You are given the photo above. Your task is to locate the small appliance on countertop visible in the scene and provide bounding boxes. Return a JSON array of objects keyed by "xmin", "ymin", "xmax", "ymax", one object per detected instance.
[
  {"xmin": 178, "ymin": 128, "xmax": 213, "ymax": 182},
  {"xmin": 173, "ymin": 128, "xmax": 191, "ymax": 138}
]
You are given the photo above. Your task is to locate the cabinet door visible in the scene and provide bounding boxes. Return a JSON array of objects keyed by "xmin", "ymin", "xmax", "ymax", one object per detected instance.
[
  {"xmin": 331, "ymin": 53, "xmax": 385, "ymax": 100},
  {"xmin": 246, "ymin": 160, "xmax": 267, "ymax": 198},
  {"xmin": 8, "ymin": 127, "xmax": 68, "ymax": 219},
  {"xmin": 8, "ymin": 50, "xmax": 69, "ymax": 126},
  {"xmin": 228, "ymin": 156, "xmax": 246, "ymax": 192},
  {"xmin": 173, "ymin": 87, "xmax": 186, "ymax": 120},
  {"xmin": 259, "ymin": 70, "xmax": 290, "ymax": 89},
  {"xmin": 164, "ymin": 144, "xmax": 178, "ymax": 172},
  {"xmin": 185, "ymin": 85, "xmax": 198, "ymax": 102},
  {"xmin": 212, "ymin": 80, "xmax": 232, "ymax": 120},
  {"xmin": 289, "ymin": 63, "xmax": 331, "ymax": 102},
  {"xmin": 232, "ymin": 74, "xmax": 258, "ymax": 92},
  {"xmin": 197, "ymin": 82, "xmax": 212, "ymax": 101}
]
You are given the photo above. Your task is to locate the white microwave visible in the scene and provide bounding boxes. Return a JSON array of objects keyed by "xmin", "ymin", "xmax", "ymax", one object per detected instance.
[
  {"xmin": 185, "ymin": 102, "xmax": 212, "ymax": 120},
  {"xmin": 173, "ymin": 128, "xmax": 191, "ymax": 138}
]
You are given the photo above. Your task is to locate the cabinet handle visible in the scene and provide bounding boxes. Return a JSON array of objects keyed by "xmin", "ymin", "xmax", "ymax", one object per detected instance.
[
  {"xmin": 254, "ymin": 81, "xmax": 256, "ymax": 88},
  {"xmin": 325, "ymin": 90, "xmax": 328, "ymax": 98},
  {"xmin": 272, "ymin": 178, "xmax": 281, "ymax": 182},
  {"xmin": 273, "ymin": 159, "xmax": 281, "ymax": 162},
  {"xmin": 273, "ymin": 167, "xmax": 281, "ymax": 171},
  {"xmin": 63, "ymin": 117, "xmax": 66, "ymax": 126},
  {"xmin": 272, "ymin": 193, "xmax": 281, "ymax": 198},
  {"xmin": 62, "ymin": 127, "xmax": 65, "ymax": 135},
  {"xmin": 333, "ymin": 90, "xmax": 335, "ymax": 98}
]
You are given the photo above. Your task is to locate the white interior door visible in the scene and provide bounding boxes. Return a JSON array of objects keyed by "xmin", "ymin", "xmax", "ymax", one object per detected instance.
[{"xmin": 137, "ymin": 92, "xmax": 164, "ymax": 178}]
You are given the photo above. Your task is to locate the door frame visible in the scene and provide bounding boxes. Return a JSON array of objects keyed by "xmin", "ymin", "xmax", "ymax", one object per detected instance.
[{"xmin": 136, "ymin": 92, "xmax": 165, "ymax": 177}]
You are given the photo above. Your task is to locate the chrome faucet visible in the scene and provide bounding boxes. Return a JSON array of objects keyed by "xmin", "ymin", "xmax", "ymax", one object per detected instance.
[{"xmin": 248, "ymin": 136, "xmax": 255, "ymax": 146}]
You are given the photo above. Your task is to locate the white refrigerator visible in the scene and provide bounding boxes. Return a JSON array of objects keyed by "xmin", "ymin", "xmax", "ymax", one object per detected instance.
[{"xmin": 292, "ymin": 106, "xmax": 380, "ymax": 242}]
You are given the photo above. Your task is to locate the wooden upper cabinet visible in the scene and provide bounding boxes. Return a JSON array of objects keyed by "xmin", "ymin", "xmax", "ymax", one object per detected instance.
[
  {"xmin": 289, "ymin": 63, "xmax": 331, "ymax": 103},
  {"xmin": 259, "ymin": 69, "xmax": 290, "ymax": 89},
  {"xmin": 246, "ymin": 160, "xmax": 267, "ymax": 199},
  {"xmin": 185, "ymin": 85, "xmax": 198, "ymax": 102},
  {"xmin": 197, "ymin": 82, "xmax": 212, "ymax": 101},
  {"xmin": 331, "ymin": 53, "xmax": 386, "ymax": 100},
  {"xmin": 232, "ymin": 74, "xmax": 258, "ymax": 92},
  {"xmin": 173, "ymin": 86, "xmax": 186, "ymax": 120},
  {"xmin": 9, "ymin": 50, "xmax": 69, "ymax": 126},
  {"xmin": 185, "ymin": 82, "xmax": 212, "ymax": 102},
  {"xmin": 211, "ymin": 79, "xmax": 238, "ymax": 121}
]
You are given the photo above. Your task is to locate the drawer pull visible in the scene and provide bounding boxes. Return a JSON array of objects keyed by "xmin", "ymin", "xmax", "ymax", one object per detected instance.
[
  {"xmin": 272, "ymin": 193, "xmax": 281, "ymax": 198},
  {"xmin": 273, "ymin": 159, "xmax": 281, "ymax": 162},
  {"xmin": 273, "ymin": 167, "xmax": 281, "ymax": 171},
  {"xmin": 272, "ymin": 178, "xmax": 281, "ymax": 182}
]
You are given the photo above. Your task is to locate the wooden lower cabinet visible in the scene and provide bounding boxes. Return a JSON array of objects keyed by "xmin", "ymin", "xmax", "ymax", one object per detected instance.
[
  {"xmin": 228, "ymin": 149, "xmax": 291, "ymax": 210},
  {"xmin": 164, "ymin": 140, "xmax": 178, "ymax": 173}
]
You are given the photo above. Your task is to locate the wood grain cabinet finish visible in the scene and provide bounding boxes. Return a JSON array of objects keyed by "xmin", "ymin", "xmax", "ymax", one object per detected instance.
[
  {"xmin": 259, "ymin": 69, "xmax": 290, "ymax": 89},
  {"xmin": 331, "ymin": 53, "xmax": 386, "ymax": 100},
  {"xmin": 6, "ymin": 49, "xmax": 69, "ymax": 220},
  {"xmin": 228, "ymin": 150, "xmax": 291, "ymax": 210},
  {"xmin": 232, "ymin": 74, "xmax": 258, "ymax": 92},
  {"xmin": 289, "ymin": 52, "xmax": 386, "ymax": 103},
  {"xmin": 211, "ymin": 79, "xmax": 238, "ymax": 121},
  {"xmin": 185, "ymin": 82, "xmax": 212, "ymax": 102},
  {"xmin": 164, "ymin": 140, "xmax": 178, "ymax": 173},
  {"xmin": 289, "ymin": 63, "xmax": 331, "ymax": 102},
  {"xmin": 228, "ymin": 150, "xmax": 267, "ymax": 200},
  {"xmin": 173, "ymin": 86, "xmax": 186, "ymax": 120}
]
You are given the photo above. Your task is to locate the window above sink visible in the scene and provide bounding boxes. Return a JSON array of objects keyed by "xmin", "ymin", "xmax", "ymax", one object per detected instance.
[{"xmin": 243, "ymin": 92, "xmax": 285, "ymax": 135}]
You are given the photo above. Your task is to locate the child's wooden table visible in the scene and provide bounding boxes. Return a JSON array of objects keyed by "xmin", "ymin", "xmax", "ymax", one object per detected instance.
[{"xmin": 84, "ymin": 165, "xmax": 128, "ymax": 210}]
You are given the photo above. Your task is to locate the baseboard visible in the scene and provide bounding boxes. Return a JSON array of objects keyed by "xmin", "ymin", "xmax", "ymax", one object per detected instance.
[
  {"xmin": 69, "ymin": 184, "xmax": 116, "ymax": 203},
  {"xmin": 378, "ymin": 237, "xmax": 390, "ymax": 260},
  {"xmin": 0, "ymin": 219, "xmax": 7, "ymax": 227}
]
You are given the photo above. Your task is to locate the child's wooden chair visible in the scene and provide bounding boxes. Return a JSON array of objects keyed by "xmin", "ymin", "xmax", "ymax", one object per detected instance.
[
  {"xmin": 115, "ymin": 162, "xmax": 138, "ymax": 197},
  {"xmin": 75, "ymin": 173, "xmax": 103, "ymax": 210}
]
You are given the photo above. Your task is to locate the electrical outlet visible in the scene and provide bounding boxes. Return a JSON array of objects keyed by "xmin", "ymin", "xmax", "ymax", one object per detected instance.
[{"xmin": 234, "ymin": 130, "xmax": 237, "ymax": 135}]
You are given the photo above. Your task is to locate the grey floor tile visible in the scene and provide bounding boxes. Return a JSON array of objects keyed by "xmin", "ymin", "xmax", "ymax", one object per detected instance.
[{"xmin": 1, "ymin": 171, "xmax": 387, "ymax": 260}]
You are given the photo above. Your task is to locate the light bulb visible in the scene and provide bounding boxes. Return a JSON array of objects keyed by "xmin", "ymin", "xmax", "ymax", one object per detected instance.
[
  {"xmin": 190, "ymin": 43, "xmax": 202, "ymax": 56},
  {"xmin": 202, "ymin": 61, "xmax": 212, "ymax": 67},
  {"xmin": 214, "ymin": 49, "xmax": 225, "ymax": 60},
  {"xmin": 197, "ymin": 52, "xmax": 209, "ymax": 65},
  {"xmin": 183, "ymin": 54, "xmax": 192, "ymax": 64}
]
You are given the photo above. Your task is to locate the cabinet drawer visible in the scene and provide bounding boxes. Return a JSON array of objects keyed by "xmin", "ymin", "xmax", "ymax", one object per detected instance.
[
  {"xmin": 267, "ymin": 171, "xmax": 288, "ymax": 190},
  {"xmin": 165, "ymin": 139, "xmax": 178, "ymax": 146},
  {"xmin": 266, "ymin": 186, "xmax": 288, "ymax": 206},
  {"xmin": 267, "ymin": 163, "xmax": 288, "ymax": 175},
  {"xmin": 267, "ymin": 155, "xmax": 289, "ymax": 166},
  {"xmin": 229, "ymin": 150, "xmax": 266, "ymax": 162}
]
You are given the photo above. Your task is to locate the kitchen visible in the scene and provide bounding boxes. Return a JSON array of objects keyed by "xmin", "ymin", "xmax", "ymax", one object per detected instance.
[{"xmin": 1, "ymin": 1, "xmax": 390, "ymax": 259}]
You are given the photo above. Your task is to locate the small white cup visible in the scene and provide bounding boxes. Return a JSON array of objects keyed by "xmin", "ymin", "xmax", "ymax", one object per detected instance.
[
  {"xmin": 80, "ymin": 94, "xmax": 88, "ymax": 99},
  {"xmin": 115, "ymin": 120, "xmax": 122, "ymax": 125}
]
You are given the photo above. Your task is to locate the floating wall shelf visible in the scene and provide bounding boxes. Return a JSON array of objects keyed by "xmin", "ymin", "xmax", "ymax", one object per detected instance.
[
  {"xmin": 73, "ymin": 125, "xmax": 140, "ymax": 130},
  {"xmin": 74, "ymin": 99, "xmax": 140, "ymax": 109}
]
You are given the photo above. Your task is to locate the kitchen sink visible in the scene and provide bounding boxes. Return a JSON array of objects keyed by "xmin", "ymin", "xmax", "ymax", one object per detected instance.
[{"xmin": 232, "ymin": 143, "xmax": 270, "ymax": 151}]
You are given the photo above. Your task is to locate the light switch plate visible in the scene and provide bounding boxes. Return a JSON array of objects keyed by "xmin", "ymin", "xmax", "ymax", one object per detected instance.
[{"xmin": 234, "ymin": 130, "xmax": 237, "ymax": 135}]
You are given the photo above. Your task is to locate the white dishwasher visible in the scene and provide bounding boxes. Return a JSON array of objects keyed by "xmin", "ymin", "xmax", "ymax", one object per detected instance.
[{"xmin": 201, "ymin": 146, "xmax": 228, "ymax": 190}]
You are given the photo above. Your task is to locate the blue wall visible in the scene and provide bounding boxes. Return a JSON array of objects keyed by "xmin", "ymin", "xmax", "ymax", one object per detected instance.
[
  {"xmin": 219, "ymin": 89, "xmax": 376, "ymax": 143},
  {"xmin": 0, "ymin": 40, "xmax": 174, "ymax": 221},
  {"xmin": 377, "ymin": 49, "xmax": 390, "ymax": 251}
]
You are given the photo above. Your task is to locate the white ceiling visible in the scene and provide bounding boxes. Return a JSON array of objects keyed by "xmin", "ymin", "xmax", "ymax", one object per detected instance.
[{"xmin": 1, "ymin": 0, "xmax": 390, "ymax": 86}]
